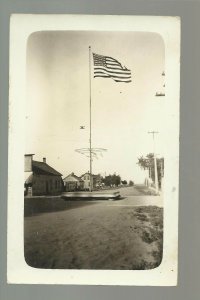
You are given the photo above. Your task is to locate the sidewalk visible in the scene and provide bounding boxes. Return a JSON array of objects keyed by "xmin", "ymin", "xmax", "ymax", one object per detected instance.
[{"xmin": 134, "ymin": 184, "xmax": 162, "ymax": 196}]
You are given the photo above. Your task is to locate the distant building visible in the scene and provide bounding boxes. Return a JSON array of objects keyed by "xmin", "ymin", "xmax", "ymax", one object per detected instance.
[
  {"xmin": 24, "ymin": 154, "xmax": 63, "ymax": 196},
  {"xmin": 63, "ymin": 173, "xmax": 84, "ymax": 191},
  {"xmin": 81, "ymin": 172, "xmax": 102, "ymax": 190},
  {"xmin": 93, "ymin": 174, "xmax": 102, "ymax": 188},
  {"xmin": 81, "ymin": 172, "xmax": 91, "ymax": 190}
]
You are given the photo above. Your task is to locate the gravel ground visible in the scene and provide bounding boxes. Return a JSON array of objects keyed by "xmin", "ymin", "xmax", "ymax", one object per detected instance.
[{"xmin": 24, "ymin": 198, "xmax": 163, "ymax": 270}]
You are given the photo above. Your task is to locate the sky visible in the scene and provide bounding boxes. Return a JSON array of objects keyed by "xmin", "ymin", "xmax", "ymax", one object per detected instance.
[{"xmin": 25, "ymin": 31, "xmax": 165, "ymax": 183}]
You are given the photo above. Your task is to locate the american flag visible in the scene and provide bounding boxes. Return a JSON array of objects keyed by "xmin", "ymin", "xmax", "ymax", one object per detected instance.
[{"xmin": 93, "ymin": 53, "xmax": 132, "ymax": 83}]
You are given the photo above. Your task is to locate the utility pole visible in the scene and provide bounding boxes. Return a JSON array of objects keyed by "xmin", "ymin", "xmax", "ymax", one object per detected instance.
[{"xmin": 148, "ymin": 131, "xmax": 159, "ymax": 194}]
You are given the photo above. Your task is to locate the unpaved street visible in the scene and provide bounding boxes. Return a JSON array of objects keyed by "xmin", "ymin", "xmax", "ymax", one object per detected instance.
[{"xmin": 24, "ymin": 186, "xmax": 163, "ymax": 270}]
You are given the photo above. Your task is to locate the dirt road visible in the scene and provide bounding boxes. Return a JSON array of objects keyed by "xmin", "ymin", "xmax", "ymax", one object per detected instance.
[
  {"xmin": 113, "ymin": 185, "xmax": 146, "ymax": 196},
  {"xmin": 24, "ymin": 192, "xmax": 163, "ymax": 270},
  {"xmin": 104, "ymin": 186, "xmax": 163, "ymax": 207}
]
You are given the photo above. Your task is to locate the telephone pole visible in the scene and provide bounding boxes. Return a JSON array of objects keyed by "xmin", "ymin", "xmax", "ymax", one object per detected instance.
[{"xmin": 148, "ymin": 131, "xmax": 159, "ymax": 194}]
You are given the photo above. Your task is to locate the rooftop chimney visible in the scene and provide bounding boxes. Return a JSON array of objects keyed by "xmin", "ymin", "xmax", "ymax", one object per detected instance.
[
  {"xmin": 24, "ymin": 154, "xmax": 34, "ymax": 172},
  {"xmin": 43, "ymin": 157, "xmax": 46, "ymax": 163}
]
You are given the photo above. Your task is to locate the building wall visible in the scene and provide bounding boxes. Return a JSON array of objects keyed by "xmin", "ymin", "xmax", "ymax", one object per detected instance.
[
  {"xmin": 81, "ymin": 174, "xmax": 102, "ymax": 190},
  {"xmin": 64, "ymin": 175, "xmax": 77, "ymax": 182},
  {"xmin": 93, "ymin": 175, "xmax": 102, "ymax": 188},
  {"xmin": 81, "ymin": 174, "xmax": 92, "ymax": 190},
  {"xmin": 63, "ymin": 174, "xmax": 84, "ymax": 191},
  {"xmin": 32, "ymin": 174, "xmax": 63, "ymax": 196},
  {"xmin": 64, "ymin": 181, "xmax": 84, "ymax": 192}
]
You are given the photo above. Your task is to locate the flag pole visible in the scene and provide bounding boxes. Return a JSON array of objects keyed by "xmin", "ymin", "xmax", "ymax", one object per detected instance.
[{"xmin": 89, "ymin": 46, "xmax": 93, "ymax": 192}]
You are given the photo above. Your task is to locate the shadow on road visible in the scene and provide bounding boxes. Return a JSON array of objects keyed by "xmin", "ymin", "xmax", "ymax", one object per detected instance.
[
  {"xmin": 24, "ymin": 197, "xmax": 103, "ymax": 217},
  {"xmin": 24, "ymin": 195, "xmax": 126, "ymax": 217}
]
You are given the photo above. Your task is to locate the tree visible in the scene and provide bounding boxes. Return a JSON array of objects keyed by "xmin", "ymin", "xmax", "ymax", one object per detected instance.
[
  {"xmin": 129, "ymin": 180, "xmax": 134, "ymax": 186},
  {"xmin": 121, "ymin": 180, "xmax": 127, "ymax": 185},
  {"xmin": 102, "ymin": 174, "xmax": 121, "ymax": 187},
  {"xmin": 137, "ymin": 153, "xmax": 164, "ymax": 187}
]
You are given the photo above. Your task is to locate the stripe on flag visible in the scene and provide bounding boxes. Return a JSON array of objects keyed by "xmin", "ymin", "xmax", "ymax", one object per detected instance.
[{"xmin": 93, "ymin": 53, "xmax": 132, "ymax": 83}]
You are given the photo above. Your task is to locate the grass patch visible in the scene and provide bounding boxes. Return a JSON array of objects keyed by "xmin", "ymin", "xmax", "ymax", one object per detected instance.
[
  {"xmin": 134, "ymin": 213, "xmax": 149, "ymax": 222},
  {"xmin": 133, "ymin": 206, "xmax": 163, "ymax": 267},
  {"xmin": 141, "ymin": 227, "xmax": 162, "ymax": 244}
]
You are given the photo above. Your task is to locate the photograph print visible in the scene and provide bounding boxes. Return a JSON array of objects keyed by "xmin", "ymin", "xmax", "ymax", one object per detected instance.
[{"xmin": 8, "ymin": 15, "xmax": 180, "ymax": 286}]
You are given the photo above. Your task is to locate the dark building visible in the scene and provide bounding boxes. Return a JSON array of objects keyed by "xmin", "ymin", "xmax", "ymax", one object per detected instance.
[{"xmin": 24, "ymin": 154, "xmax": 63, "ymax": 196}]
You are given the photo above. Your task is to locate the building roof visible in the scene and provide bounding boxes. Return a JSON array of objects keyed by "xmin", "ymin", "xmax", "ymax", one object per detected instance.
[
  {"xmin": 93, "ymin": 174, "xmax": 101, "ymax": 179},
  {"xmin": 81, "ymin": 172, "xmax": 101, "ymax": 178},
  {"xmin": 25, "ymin": 173, "xmax": 33, "ymax": 184},
  {"xmin": 63, "ymin": 173, "xmax": 84, "ymax": 182},
  {"xmin": 80, "ymin": 172, "xmax": 89, "ymax": 178},
  {"xmin": 32, "ymin": 160, "xmax": 62, "ymax": 176},
  {"xmin": 24, "ymin": 172, "xmax": 33, "ymax": 184}
]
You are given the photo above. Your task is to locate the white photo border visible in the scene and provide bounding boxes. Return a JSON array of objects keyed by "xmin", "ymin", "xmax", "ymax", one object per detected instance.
[{"xmin": 8, "ymin": 14, "xmax": 180, "ymax": 286}]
